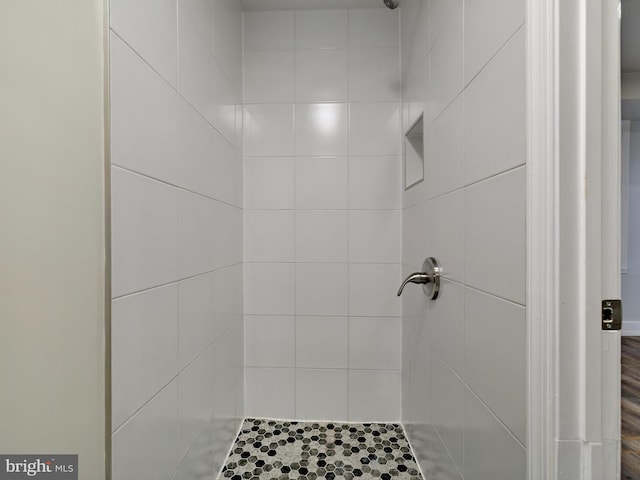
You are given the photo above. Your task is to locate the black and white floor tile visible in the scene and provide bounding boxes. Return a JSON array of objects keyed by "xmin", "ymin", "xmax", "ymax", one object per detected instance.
[{"xmin": 220, "ymin": 418, "xmax": 423, "ymax": 480}]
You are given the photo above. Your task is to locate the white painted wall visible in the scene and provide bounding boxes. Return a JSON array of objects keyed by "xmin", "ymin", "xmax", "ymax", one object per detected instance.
[
  {"xmin": 108, "ymin": 1, "xmax": 244, "ymax": 478},
  {"xmin": 622, "ymin": 123, "xmax": 640, "ymax": 335},
  {"xmin": 242, "ymin": 8, "xmax": 404, "ymax": 422},
  {"xmin": 0, "ymin": 1, "xmax": 107, "ymax": 477},
  {"xmin": 401, "ymin": 0, "xmax": 527, "ymax": 478},
  {"xmin": 622, "ymin": 72, "xmax": 640, "ymax": 99}
]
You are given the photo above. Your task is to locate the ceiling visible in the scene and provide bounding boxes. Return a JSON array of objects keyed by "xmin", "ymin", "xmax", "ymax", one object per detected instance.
[
  {"xmin": 241, "ymin": 0, "xmax": 386, "ymax": 10},
  {"xmin": 622, "ymin": 0, "xmax": 640, "ymax": 73},
  {"xmin": 241, "ymin": 1, "xmax": 637, "ymax": 64}
]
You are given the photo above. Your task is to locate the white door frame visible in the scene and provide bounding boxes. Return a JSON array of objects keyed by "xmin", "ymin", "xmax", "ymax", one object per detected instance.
[
  {"xmin": 527, "ymin": 0, "xmax": 621, "ymax": 478},
  {"xmin": 526, "ymin": 0, "xmax": 559, "ymax": 476}
]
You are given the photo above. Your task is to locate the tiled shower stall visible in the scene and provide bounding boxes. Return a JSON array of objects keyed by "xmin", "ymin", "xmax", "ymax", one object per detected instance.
[
  {"xmin": 110, "ymin": 0, "xmax": 244, "ymax": 478},
  {"xmin": 243, "ymin": 7, "xmax": 403, "ymax": 422},
  {"xmin": 109, "ymin": 0, "xmax": 527, "ymax": 479}
]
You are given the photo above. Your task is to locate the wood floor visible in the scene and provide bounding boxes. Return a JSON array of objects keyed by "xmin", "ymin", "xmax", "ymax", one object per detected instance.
[{"xmin": 622, "ymin": 336, "xmax": 640, "ymax": 479}]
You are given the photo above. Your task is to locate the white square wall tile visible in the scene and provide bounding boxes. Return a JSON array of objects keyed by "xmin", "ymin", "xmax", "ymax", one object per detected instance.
[
  {"xmin": 211, "ymin": 59, "xmax": 237, "ymax": 145},
  {"xmin": 212, "ymin": 265, "xmax": 244, "ymax": 338},
  {"xmin": 425, "ymin": 96, "xmax": 464, "ymax": 198},
  {"xmin": 400, "ymin": 325, "xmax": 416, "ymax": 423},
  {"xmin": 295, "ymin": 104, "xmax": 349, "ymax": 157},
  {"xmin": 177, "ymin": 192, "xmax": 223, "ymax": 278},
  {"xmin": 465, "ymin": 288, "xmax": 526, "ymax": 444},
  {"xmin": 217, "ymin": 203, "xmax": 243, "ymax": 269},
  {"xmin": 212, "ymin": 396, "xmax": 236, "ymax": 472},
  {"xmin": 245, "ymin": 368, "xmax": 295, "ymax": 419},
  {"xmin": 464, "ymin": 0, "xmax": 525, "ymax": 84},
  {"xmin": 401, "ymin": 262, "xmax": 428, "ymax": 337},
  {"xmin": 245, "ymin": 263, "xmax": 295, "ymax": 315},
  {"xmin": 349, "ymin": 103, "xmax": 401, "ymax": 156},
  {"xmin": 178, "ymin": 347, "xmax": 215, "ymax": 461},
  {"xmin": 408, "ymin": 337, "xmax": 432, "ymax": 425},
  {"xmin": 429, "ymin": 428, "xmax": 463, "ymax": 480},
  {"xmin": 177, "ymin": 98, "xmax": 215, "ymax": 198},
  {"xmin": 402, "ymin": 164, "xmax": 429, "ymax": 211},
  {"xmin": 112, "ymin": 381, "xmax": 179, "ymax": 480},
  {"xmin": 296, "ymin": 369, "xmax": 348, "ymax": 421},
  {"xmin": 429, "ymin": 36, "xmax": 463, "ymax": 122},
  {"xmin": 349, "ymin": 264, "xmax": 401, "ymax": 317},
  {"xmin": 295, "ymin": 50, "xmax": 349, "ymax": 103},
  {"xmin": 214, "ymin": 326, "xmax": 243, "ymax": 397},
  {"xmin": 349, "ymin": 48, "xmax": 400, "ymax": 102},
  {"xmin": 349, "ymin": 8, "xmax": 399, "ymax": 48},
  {"xmin": 464, "ymin": 29, "xmax": 526, "ymax": 185},
  {"xmin": 211, "ymin": 130, "xmax": 242, "ymax": 207},
  {"xmin": 178, "ymin": 14, "xmax": 215, "ymax": 123},
  {"xmin": 464, "ymin": 167, "xmax": 526, "ymax": 304},
  {"xmin": 349, "ymin": 156, "xmax": 401, "ymax": 210},
  {"xmin": 110, "ymin": 34, "xmax": 178, "ymax": 185},
  {"xmin": 294, "ymin": 10, "xmax": 348, "ymax": 49},
  {"xmin": 179, "ymin": 0, "xmax": 214, "ymax": 54},
  {"xmin": 245, "ymin": 315, "xmax": 295, "ymax": 367},
  {"xmin": 431, "ymin": 354, "xmax": 464, "ymax": 471},
  {"xmin": 244, "ymin": 157, "xmax": 295, "ymax": 210},
  {"xmin": 178, "ymin": 273, "xmax": 217, "ymax": 370},
  {"xmin": 428, "ymin": 0, "xmax": 463, "ymax": 120},
  {"xmin": 235, "ymin": 103, "xmax": 244, "ymax": 153},
  {"xmin": 231, "ymin": 311, "xmax": 246, "ymax": 372},
  {"xmin": 244, "ymin": 11, "xmax": 295, "ymax": 50},
  {"xmin": 110, "ymin": 0, "xmax": 177, "ymax": 87},
  {"xmin": 296, "ymin": 263, "xmax": 349, "ymax": 316},
  {"xmin": 464, "ymin": 389, "xmax": 526, "ymax": 480},
  {"xmin": 403, "ymin": 49, "xmax": 430, "ymax": 128},
  {"xmin": 244, "ymin": 104, "xmax": 294, "ymax": 157},
  {"xmin": 212, "ymin": 0, "xmax": 242, "ymax": 89},
  {"xmin": 112, "ymin": 285, "xmax": 179, "ymax": 431},
  {"xmin": 349, "ymin": 317, "xmax": 401, "ymax": 370},
  {"xmin": 429, "ymin": 0, "xmax": 462, "ymax": 52},
  {"xmin": 426, "ymin": 279, "xmax": 464, "ymax": 376},
  {"xmin": 402, "ymin": 202, "xmax": 428, "ymax": 271},
  {"xmin": 348, "ymin": 370, "xmax": 401, "ymax": 422},
  {"xmin": 244, "ymin": 50, "xmax": 295, "ymax": 104},
  {"xmin": 176, "ymin": 418, "xmax": 215, "ymax": 480},
  {"xmin": 111, "ymin": 167, "xmax": 178, "ymax": 298},
  {"xmin": 179, "ymin": 272, "xmax": 236, "ymax": 368},
  {"xmin": 295, "ymin": 157, "xmax": 349, "ymax": 210},
  {"xmin": 235, "ymin": 376, "xmax": 245, "ymax": 427},
  {"xmin": 427, "ymin": 190, "xmax": 464, "ymax": 282},
  {"xmin": 296, "ymin": 211, "xmax": 349, "ymax": 263},
  {"xmin": 349, "ymin": 210, "xmax": 401, "ymax": 263},
  {"xmin": 296, "ymin": 316, "xmax": 348, "ymax": 368},
  {"xmin": 245, "ymin": 210, "xmax": 295, "ymax": 262},
  {"xmin": 400, "ymin": 1, "xmax": 428, "ymax": 79},
  {"xmin": 211, "ymin": 415, "xmax": 233, "ymax": 475}
]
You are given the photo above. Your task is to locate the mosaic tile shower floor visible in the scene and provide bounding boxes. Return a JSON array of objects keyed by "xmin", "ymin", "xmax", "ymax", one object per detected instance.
[{"xmin": 220, "ymin": 418, "xmax": 423, "ymax": 480}]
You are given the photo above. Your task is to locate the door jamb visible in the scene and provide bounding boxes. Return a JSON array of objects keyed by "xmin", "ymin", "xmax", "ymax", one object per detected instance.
[
  {"xmin": 526, "ymin": 0, "xmax": 560, "ymax": 477},
  {"xmin": 527, "ymin": 0, "xmax": 622, "ymax": 478}
]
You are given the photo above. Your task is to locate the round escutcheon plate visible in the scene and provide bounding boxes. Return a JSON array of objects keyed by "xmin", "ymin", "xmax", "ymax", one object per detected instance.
[{"xmin": 422, "ymin": 257, "xmax": 441, "ymax": 300}]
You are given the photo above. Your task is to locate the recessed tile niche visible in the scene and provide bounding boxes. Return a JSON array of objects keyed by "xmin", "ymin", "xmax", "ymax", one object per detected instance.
[{"xmin": 404, "ymin": 113, "xmax": 424, "ymax": 190}]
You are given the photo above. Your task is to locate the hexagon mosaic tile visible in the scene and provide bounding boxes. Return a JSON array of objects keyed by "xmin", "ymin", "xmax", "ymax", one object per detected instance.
[{"xmin": 219, "ymin": 418, "xmax": 423, "ymax": 480}]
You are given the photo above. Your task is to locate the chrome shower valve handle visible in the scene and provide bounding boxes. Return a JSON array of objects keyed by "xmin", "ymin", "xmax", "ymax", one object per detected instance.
[
  {"xmin": 396, "ymin": 272, "xmax": 430, "ymax": 295},
  {"xmin": 396, "ymin": 257, "xmax": 441, "ymax": 300}
]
